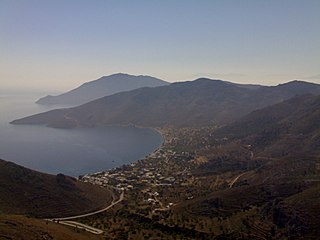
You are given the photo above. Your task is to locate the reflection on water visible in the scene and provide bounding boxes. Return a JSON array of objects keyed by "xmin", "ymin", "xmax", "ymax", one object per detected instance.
[{"xmin": 0, "ymin": 94, "xmax": 163, "ymax": 176}]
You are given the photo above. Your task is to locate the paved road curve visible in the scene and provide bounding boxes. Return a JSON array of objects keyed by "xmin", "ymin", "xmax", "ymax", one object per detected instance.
[
  {"xmin": 58, "ymin": 221, "xmax": 104, "ymax": 234},
  {"xmin": 53, "ymin": 191, "xmax": 124, "ymax": 221},
  {"xmin": 47, "ymin": 191, "xmax": 124, "ymax": 234}
]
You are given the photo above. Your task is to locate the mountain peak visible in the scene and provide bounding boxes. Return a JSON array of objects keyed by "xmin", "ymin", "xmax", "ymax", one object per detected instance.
[
  {"xmin": 36, "ymin": 73, "xmax": 168, "ymax": 105},
  {"xmin": 278, "ymin": 79, "xmax": 317, "ymax": 86},
  {"xmin": 273, "ymin": 80, "xmax": 320, "ymax": 95},
  {"xmin": 105, "ymin": 72, "xmax": 131, "ymax": 77},
  {"xmin": 102, "ymin": 73, "xmax": 162, "ymax": 79},
  {"xmin": 194, "ymin": 78, "xmax": 222, "ymax": 82}
]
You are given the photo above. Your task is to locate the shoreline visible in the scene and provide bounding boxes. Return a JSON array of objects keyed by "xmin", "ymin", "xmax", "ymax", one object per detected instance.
[
  {"xmin": 1, "ymin": 120, "xmax": 165, "ymax": 177},
  {"xmin": 82, "ymin": 125, "xmax": 167, "ymax": 178}
]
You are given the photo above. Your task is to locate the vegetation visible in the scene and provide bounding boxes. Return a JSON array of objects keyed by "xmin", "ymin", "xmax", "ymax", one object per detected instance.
[{"xmin": 0, "ymin": 159, "xmax": 113, "ymax": 218}]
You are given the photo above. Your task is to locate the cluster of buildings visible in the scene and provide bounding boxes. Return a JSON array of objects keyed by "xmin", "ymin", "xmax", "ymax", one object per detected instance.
[
  {"xmin": 79, "ymin": 135, "xmax": 195, "ymax": 211},
  {"xmin": 80, "ymin": 148, "xmax": 192, "ymax": 192},
  {"xmin": 78, "ymin": 128, "xmax": 209, "ymax": 214}
]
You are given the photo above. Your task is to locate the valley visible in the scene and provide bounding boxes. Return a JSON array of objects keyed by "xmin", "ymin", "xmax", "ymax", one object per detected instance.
[{"xmin": 71, "ymin": 95, "xmax": 320, "ymax": 239}]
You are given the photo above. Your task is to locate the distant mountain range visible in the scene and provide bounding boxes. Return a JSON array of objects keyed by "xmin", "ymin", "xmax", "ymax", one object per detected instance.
[
  {"xmin": 36, "ymin": 73, "xmax": 169, "ymax": 105},
  {"xmin": 0, "ymin": 159, "xmax": 112, "ymax": 218},
  {"xmin": 12, "ymin": 78, "xmax": 320, "ymax": 128}
]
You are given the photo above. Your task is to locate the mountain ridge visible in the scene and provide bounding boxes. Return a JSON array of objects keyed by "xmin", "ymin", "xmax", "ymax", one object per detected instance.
[{"xmin": 12, "ymin": 79, "xmax": 320, "ymax": 128}]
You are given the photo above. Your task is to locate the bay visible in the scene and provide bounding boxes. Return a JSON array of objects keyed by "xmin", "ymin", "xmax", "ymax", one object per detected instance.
[{"xmin": 0, "ymin": 93, "xmax": 163, "ymax": 176}]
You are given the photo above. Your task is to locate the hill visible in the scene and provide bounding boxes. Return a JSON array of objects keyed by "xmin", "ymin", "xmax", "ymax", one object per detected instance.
[
  {"xmin": 0, "ymin": 159, "xmax": 113, "ymax": 218},
  {"xmin": 183, "ymin": 94, "xmax": 320, "ymax": 238},
  {"xmin": 0, "ymin": 214, "xmax": 103, "ymax": 240},
  {"xmin": 36, "ymin": 73, "xmax": 169, "ymax": 105},
  {"xmin": 12, "ymin": 79, "xmax": 320, "ymax": 128},
  {"xmin": 214, "ymin": 94, "xmax": 320, "ymax": 156}
]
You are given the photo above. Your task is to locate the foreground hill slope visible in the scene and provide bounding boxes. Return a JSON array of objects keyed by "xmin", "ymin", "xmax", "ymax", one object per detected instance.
[
  {"xmin": 12, "ymin": 79, "xmax": 320, "ymax": 128},
  {"xmin": 0, "ymin": 215, "xmax": 103, "ymax": 240},
  {"xmin": 36, "ymin": 73, "xmax": 169, "ymax": 105},
  {"xmin": 0, "ymin": 159, "xmax": 113, "ymax": 218}
]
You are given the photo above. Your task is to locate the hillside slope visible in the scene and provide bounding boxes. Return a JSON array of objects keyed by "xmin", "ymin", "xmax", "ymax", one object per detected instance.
[
  {"xmin": 0, "ymin": 159, "xmax": 113, "ymax": 218},
  {"xmin": 214, "ymin": 94, "xmax": 320, "ymax": 156},
  {"xmin": 12, "ymin": 79, "xmax": 320, "ymax": 128},
  {"xmin": 185, "ymin": 94, "xmax": 320, "ymax": 238},
  {"xmin": 0, "ymin": 215, "xmax": 103, "ymax": 240},
  {"xmin": 36, "ymin": 73, "xmax": 169, "ymax": 105}
]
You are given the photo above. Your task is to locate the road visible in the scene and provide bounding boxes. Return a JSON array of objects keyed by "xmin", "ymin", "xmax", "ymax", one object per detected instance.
[
  {"xmin": 229, "ymin": 172, "xmax": 247, "ymax": 188},
  {"xmin": 58, "ymin": 221, "xmax": 104, "ymax": 234},
  {"xmin": 212, "ymin": 175, "xmax": 220, "ymax": 189},
  {"xmin": 53, "ymin": 191, "xmax": 124, "ymax": 221},
  {"xmin": 47, "ymin": 190, "xmax": 124, "ymax": 234}
]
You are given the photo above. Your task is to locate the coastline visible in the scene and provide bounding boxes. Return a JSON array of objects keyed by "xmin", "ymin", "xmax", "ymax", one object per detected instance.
[
  {"xmin": 3, "ymin": 92, "xmax": 166, "ymax": 177},
  {"xmin": 2, "ymin": 111, "xmax": 164, "ymax": 177},
  {"xmin": 82, "ymin": 125, "xmax": 167, "ymax": 178}
]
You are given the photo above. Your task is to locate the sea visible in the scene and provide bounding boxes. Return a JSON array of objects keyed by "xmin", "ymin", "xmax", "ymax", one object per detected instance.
[{"xmin": 0, "ymin": 92, "xmax": 163, "ymax": 176}]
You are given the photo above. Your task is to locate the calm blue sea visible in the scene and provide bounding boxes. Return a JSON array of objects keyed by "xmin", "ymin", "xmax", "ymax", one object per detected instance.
[{"xmin": 0, "ymin": 93, "xmax": 163, "ymax": 176}]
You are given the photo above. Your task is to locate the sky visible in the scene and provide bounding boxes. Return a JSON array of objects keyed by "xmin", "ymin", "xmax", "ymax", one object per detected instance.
[{"xmin": 1, "ymin": 0, "xmax": 319, "ymax": 92}]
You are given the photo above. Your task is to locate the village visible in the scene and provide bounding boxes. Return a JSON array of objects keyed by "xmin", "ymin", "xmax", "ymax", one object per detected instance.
[
  {"xmin": 77, "ymin": 124, "xmax": 244, "ymax": 225},
  {"xmin": 81, "ymin": 149, "xmax": 192, "ymax": 207},
  {"xmin": 78, "ymin": 127, "xmax": 202, "ymax": 214}
]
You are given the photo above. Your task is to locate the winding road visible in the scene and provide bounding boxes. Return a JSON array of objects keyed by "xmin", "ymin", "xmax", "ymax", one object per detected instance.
[
  {"xmin": 229, "ymin": 172, "xmax": 247, "ymax": 188},
  {"xmin": 47, "ymin": 190, "xmax": 124, "ymax": 234}
]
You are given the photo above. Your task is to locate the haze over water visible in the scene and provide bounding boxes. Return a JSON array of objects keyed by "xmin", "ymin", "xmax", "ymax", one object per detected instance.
[{"xmin": 0, "ymin": 93, "xmax": 163, "ymax": 176}]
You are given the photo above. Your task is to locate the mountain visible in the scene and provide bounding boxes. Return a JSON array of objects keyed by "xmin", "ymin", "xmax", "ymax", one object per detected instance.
[
  {"xmin": 214, "ymin": 94, "xmax": 320, "ymax": 156},
  {"xmin": 198, "ymin": 93, "xmax": 320, "ymax": 174},
  {"xmin": 12, "ymin": 79, "xmax": 320, "ymax": 128},
  {"xmin": 0, "ymin": 159, "xmax": 113, "ymax": 218},
  {"xmin": 179, "ymin": 94, "xmax": 320, "ymax": 239},
  {"xmin": 36, "ymin": 73, "xmax": 169, "ymax": 105}
]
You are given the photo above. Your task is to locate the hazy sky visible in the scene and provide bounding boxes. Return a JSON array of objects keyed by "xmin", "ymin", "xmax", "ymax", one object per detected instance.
[{"xmin": 1, "ymin": 0, "xmax": 319, "ymax": 92}]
